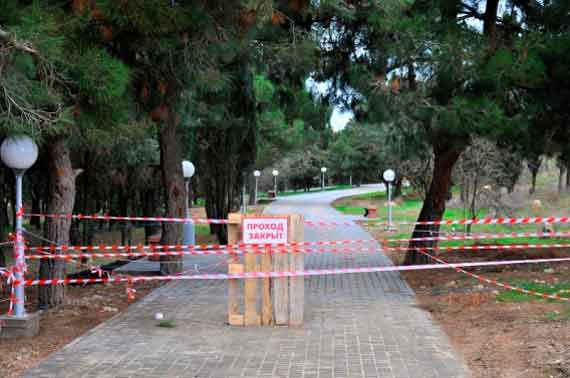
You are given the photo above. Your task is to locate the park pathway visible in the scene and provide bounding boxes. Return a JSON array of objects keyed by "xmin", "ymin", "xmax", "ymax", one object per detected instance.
[{"xmin": 24, "ymin": 185, "xmax": 470, "ymax": 378}]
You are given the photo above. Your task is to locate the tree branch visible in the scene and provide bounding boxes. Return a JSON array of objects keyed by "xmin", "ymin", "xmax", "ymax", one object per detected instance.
[{"xmin": 0, "ymin": 28, "xmax": 38, "ymax": 54}]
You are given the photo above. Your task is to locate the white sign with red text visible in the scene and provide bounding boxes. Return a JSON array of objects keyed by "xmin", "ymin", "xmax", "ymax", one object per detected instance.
[{"xmin": 242, "ymin": 217, "xmax": 289, "ymax": 245}]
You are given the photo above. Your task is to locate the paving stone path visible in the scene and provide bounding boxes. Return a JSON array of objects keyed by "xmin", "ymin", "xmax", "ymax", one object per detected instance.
[{"xmin": 24, "ymin": 185, "xmax": 470, "ymax": 378}]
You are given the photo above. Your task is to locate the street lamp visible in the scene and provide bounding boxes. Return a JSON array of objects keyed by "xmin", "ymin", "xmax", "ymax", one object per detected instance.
[
  {"xmin": 320, "ymin": 167, "xmax": 327, "ymax": 191},
  {"xmin": 241, "ymin": 172, "xmax": 247, "ymax": 214},
  {"xmin": 182, "ymin": 160, "xmax": 195, "ymax": 245},
  {"xmin": 1, "ymin": 135, "xmax": 39, "ymax": 317},
  {"xmin": 253, "ymin": 170, "xmax": 261, "ymax": 204},
  {"xmin": 272, "ymin": 169, "xmax": 279, "ymax": 196},
  {"xmin": 383, "ymin": 169, "xmax": 396, "ymax": 230}
]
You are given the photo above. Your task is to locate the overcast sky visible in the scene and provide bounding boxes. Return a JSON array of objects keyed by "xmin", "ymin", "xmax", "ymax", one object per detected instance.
[{"xmin": 330, "ymin": 108, "xmax": 353, "ymax": 131}]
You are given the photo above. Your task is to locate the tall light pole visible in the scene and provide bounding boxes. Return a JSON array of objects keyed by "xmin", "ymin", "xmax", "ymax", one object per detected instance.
[
  {"xmin": 1, "ymin": 136, "xmax": 39, "ymax": 317},
  {"xmin": 253, "ymin": 170, "xmax": 261, "ymax": 204},
  {"xmin": 272, "ymin": 169, "xmax": 279, "ymax": 197},
  {"xmin": 320, "ymin": 167, "xmax": 327, "ymax": 191},
  {"xmin": 241, "ymin": 172, "xmax": 247, "ymax": 214},
  {"xmin": 182, "ymin": 160, "xmax": 195, "ymax": 245},
  {"xmin": 383, "ymin": 169, "xmax": 396, "ymax": 231}
]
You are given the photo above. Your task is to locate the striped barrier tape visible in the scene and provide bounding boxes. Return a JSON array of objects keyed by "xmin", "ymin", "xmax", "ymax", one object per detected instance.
[
  {"xmin": 10, "ymin": 256, "xmax": 570, "ymax": 286},
  {"xmin": 385, "ymin": 242, "xmax": 570, "ymax": 253},
  {"xmin": 24, "ymin": 239, "xmax": 377, "ymax": 253},
  {"xmin": 24, "ymin": 211, "xmax": 570, "ymax": 227},
  {"xmin": 25, "ymin": 246, "xmax": 381, "ymax": 260},
  {"xmin": 384, "ymin": 231, "xmax": 570, "ymax": 244},
  {"xmin": 25, "ymin": 213, "xmax": 230, "ymax": 225},
  {"xmin": 23, "ymin": 241, "xmax": 570, "ymax": 261},
  {"xmin": 361, "ymin": 216, "xmax": 570, "ymax": 226},
  {"xmin": 418, "ymin": 249, "xmax": 570, "ymax": 302}
]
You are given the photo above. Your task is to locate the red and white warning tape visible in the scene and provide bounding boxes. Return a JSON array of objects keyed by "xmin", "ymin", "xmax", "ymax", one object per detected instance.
[
  {"xmin": 361, "ymin": 215, "xmax": 570, "ymax": 227},
  {"xmin": 418, "ymin": 249, "xmax": 570, "ymax": 302},
  {"xmin": 384, "ymin": 242, "xmax": 570, "ymax": 253},
  {"xmin": 11, "ymin": 256, "xmax": 570, "ymax": 286},
  {"xmin": 23, "ymin": 241, "xmax": 570, "ymax": 261},
  {"xmin": 24, "ymin": 211, "xmax": 570, "ymax": 227},
  {"xmin": 25, "ymin": 246, "xmax": 381, "ymax": 260},
  {"xmin": 385, "ymin": 231, "xmax": 570, "ymax": 244},
  {"xmin": 25, "ymin": 213, "xmax": 230, "ymax": 225},
  {"xmin": 24, "ymin": 239, "xmax": 377, "ymax": 253}
]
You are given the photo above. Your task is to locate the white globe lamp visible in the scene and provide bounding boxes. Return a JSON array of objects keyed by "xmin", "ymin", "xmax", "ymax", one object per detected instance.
[
  {"xmin": 182, "ymin": 160, "xmax": 195, "ymax": 179},
  {"xmin": 383, "ymin": 169, "xmax": 395, "ymax": 183},
  {"xmin": 1, "ymin": 135, "xmax": 38, "ymax": 171}
]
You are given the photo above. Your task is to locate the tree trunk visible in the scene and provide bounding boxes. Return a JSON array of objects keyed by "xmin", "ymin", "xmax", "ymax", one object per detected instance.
[
  {"xmin": 30, "ymin": 190, "xmax": 41, "ymax": 228},
  {"xmin": 158, "ymin": 115, "xmax": 185, "ymax": 275},
  {"xmin": 558, "ymin": 165, "xmax": 565, "ymax": 193},
  {"xmin": 566, "ymin": 163, "xmax": 570, "ymax": 191},
  {"xmin": 404, "ymin": 143, "xmax": 465, "ymax": 265},
  {"xmin": 0, "ymin": 168, "xmax": 9, "ymax": 267},
  {"xmin": 483, "ymin": 0, "xmax": 500, "ymax": 49},
  {"xmin": 528, "ymin": 159, "xmax": 541, "ymax": 195},
  {"xmin": 39, "ymin": 137, "xmax": 80, "ymax": 309},
  {"xmin": 143, "ymin": 187, "xmax": 161, "ymax": 244},
  {"xmin": 393, "ymin": 177, "xmax": 403, "ymax": 198}
]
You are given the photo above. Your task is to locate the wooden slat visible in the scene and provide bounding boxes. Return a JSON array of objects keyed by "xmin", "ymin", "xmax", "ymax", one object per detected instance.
[
  {"xmin": 261, "ymin": 248, "xmax": 273, "ymax": 325},
  {"xmin": 289, "ymin": 214, "xmax": 305, "ymax": 326},
  {"xmin": 227, "ymin": 214, "xmax": 243, "ymax": 326},
  {"xmin": 272, "ymin": 244, "xmax": 289, "ymax": 325},
  {"xmin": 228, "ymin": 263, "xmax": 244, "ymax": 326},
  {"xmin": 244, "ymin": 253, "xmax": 261, "ymax": 325}
]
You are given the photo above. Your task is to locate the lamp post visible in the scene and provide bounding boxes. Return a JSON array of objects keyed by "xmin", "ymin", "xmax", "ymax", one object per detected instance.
[
  {"xmin": 272, "ymin": 169, "xmax": 279, "ymax": 196},
  {"xmin": 253, "ymin": 170, "xmax": 261, "ymax": 204},
  {"xmin": 320, "ymin": 167, "xmax": 327, "ymax": 191},
  {"xmin": 383, "ymin": 169, "xmax": 396, "ymax": 231},
  {"xmin": 1, "ymin": 136, "xmax": 39, "ymax": 317},
  {"xmin": 182, "ymin": 160, "xmax": 195, "ymax": 245},
  {"xmin": 241, "ymin": 172, "xmax": 247, "ymax": 214}
]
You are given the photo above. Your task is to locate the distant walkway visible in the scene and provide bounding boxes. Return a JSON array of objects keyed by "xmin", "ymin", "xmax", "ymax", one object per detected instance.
[{"xmin": 25, "ymin": 185, "xmax": 470, "ymax": 378}]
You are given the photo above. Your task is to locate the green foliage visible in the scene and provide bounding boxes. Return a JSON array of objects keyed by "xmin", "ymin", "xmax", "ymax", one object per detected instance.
[
  {"xmin": 254, "ymin": 74, "xmax": 276, "ymax": 104},
  {"xmin": 496, "ymin": 281, "xmax": 570, "ymax": 303},
  {"xmin": 74, "ymin": 48, "xmax": 130, "ymax": 106}
]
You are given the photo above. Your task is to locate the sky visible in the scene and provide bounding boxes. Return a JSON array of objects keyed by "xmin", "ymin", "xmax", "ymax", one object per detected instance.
[
  {"xmin": 306, "ymin": 77, "xmax": 354, "ymax": 132},
  {"xmin": 330, "ymin": 108, "xmax": 353, "ymax": 131}
]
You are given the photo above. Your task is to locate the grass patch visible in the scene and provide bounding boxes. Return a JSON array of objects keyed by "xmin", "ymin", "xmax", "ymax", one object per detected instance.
[
  {"xmin": 334, "ymin": 206, "xmax": 367, "ymax": 215},
  {"xmin": 259, "ymin": 184, "xmax": 354, "ymax": 198},
  {"xmin": 156, "ymin": 320, "xmax": 177, "ymax": 328},
  {"xmin": 545, "ymin": 309, "xmax": 570, "ymax": 321},
  {"xmin": 195, "ymin": 224, "xmax": 210, "ymax": 235},
  {"xmin": 496, "ymin": 281, "xmax": 570, "ymax": 303}
]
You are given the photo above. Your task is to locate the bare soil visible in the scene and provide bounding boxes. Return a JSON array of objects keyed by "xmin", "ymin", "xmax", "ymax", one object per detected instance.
[{"xmin": 369, "ymin": 226, "xmax": 570, "ymax": 378}]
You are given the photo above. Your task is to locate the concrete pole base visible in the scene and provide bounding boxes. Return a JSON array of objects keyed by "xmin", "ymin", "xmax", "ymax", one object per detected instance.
[{"xmin": 0, "ymin": 311, "xmax": 41, "ymax": 338}]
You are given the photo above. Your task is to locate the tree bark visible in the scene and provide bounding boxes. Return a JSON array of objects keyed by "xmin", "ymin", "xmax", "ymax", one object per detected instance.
[
  {"xmin": 158, "ymin": 114, "xmax": 185, "ymax": 275},
  {"xmin": 404, "ymin": 143, "xmax": 466, "ymax": 265},
  {"xmin": 30, "ymin": 189, "xmax": 41, "ymax": 228},
  {"xmin": 39, "ymin": 137, "xmax": 80, "ymax": 309},
  {"xmin": 528, "ymin": 158, "xmax": 541, "ymax": 195},
  {"xmin": 483, "ymin": 0, "xmax": 500, "ymax": 50},
  {"xmin": 0, "ymin": 168, "xmax": 9, "ymax": 267},
  {"xmin": 143, "ymin": 186, "xmax": 161, "ymax": 244},
  {"xmin": 393, "ymin": 177, "xmax": 403, "ymax": 198},
  {"xmin": 566, "ymin": 163, "xmax": 570, "ymax": 191},
  {"xmin": 558, "ymin": 165, "xmax": 565, "ymax": 193}
]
